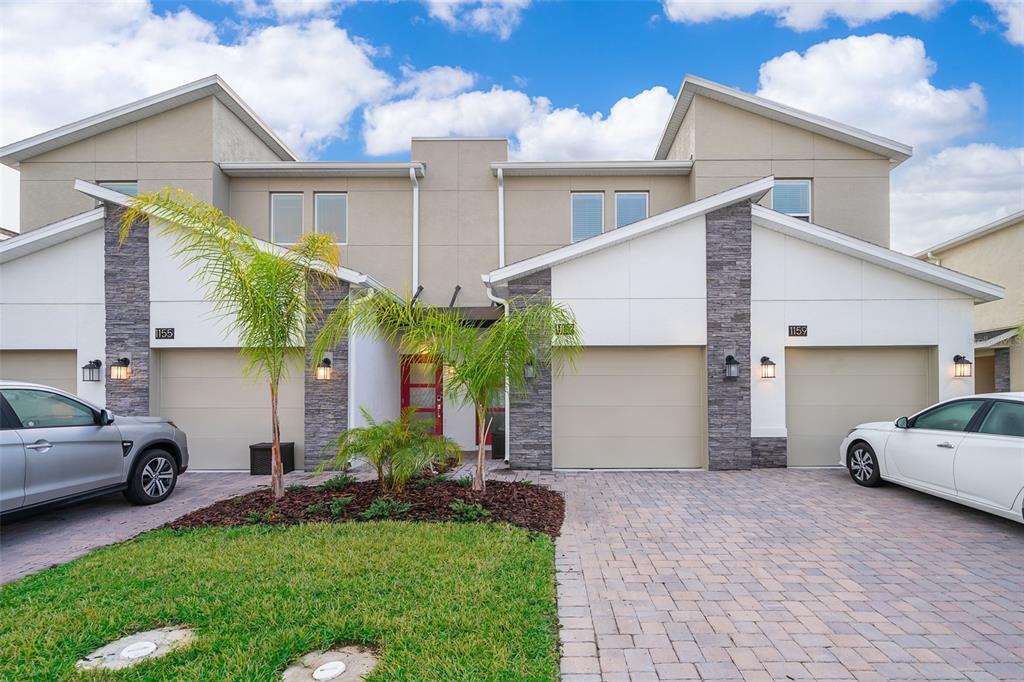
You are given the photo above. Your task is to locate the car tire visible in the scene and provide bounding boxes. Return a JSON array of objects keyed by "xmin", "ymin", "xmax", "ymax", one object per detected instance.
[
  {"xmin": 125, "ymin": 449, "xmax": 178, "ymax": 505},
  {"xmin": 847, "ymin": 442, "xmax": 881, "ymax": 487}
]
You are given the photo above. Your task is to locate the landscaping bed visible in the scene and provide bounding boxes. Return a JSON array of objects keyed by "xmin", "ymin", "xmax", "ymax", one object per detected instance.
[{"xmin": 167, "ymin": 476, "xmax": 565, "ymax": 537}]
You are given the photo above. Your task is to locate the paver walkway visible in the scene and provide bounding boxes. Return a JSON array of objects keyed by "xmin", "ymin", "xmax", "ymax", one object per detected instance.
[{"xmin": 548, "ymin": 468, "xmax": 1024, "ymax": 681}]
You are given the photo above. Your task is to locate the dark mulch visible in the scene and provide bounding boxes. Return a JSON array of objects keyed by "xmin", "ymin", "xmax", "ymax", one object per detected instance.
[{"xmin": 167, "ymin": 477, "xmax": 565, "ymax": 537}]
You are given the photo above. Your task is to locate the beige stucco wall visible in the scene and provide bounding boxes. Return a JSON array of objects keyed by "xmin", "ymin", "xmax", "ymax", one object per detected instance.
[
  {"xmin": 930, "ymin": 218, "xmax": 1024, "ymax": 334},
  {"xmin": 664, "ymin": 95, "xmax": 891, "ymax": 247}
]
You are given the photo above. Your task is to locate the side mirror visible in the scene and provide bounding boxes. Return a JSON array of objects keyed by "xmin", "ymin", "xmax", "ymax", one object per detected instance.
[
  {"xmin": 895, "ymin": 416, "xmax": 909, "ymax": 429},
  {"xmin": 98, "ymin": 409, "xmax": 115, "ymax": 425}
]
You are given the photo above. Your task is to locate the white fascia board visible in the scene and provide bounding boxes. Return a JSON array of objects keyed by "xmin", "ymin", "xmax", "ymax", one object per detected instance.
[
  {"xmin": 654, "ymin": 74, "xmax": 913, "ymax": 166},
  {"xmin": 74, "ymin": 178, "xmax": 132, "ymax": 207},
  {"xmin": 484, "ymin": 176, "xmax": 774, "ymax": 286},
  {"xmin": 1, "ymin": 75, "xmax": 295, "ymax": 167},
  {"xmin": 913, "ymin": 209, "xmax": 1024, "ymax": 258},
  {"xmin": 220, "ymin": 162, "xmax": 426, "ymax": 178},
  {"xmin": 490, "ymin": 160, "xmax": 693, "ymax": 177},
  {"xmin": 975, "ymin": 330, "xmax": 1017, "ymax": 349},
  {"xmin": 752, "ymin": 204, "xmax": 1004, "ymax": 303},
  {"xmin": 0, "ymin": 208, "xmax": 104, "ymax": 263}
]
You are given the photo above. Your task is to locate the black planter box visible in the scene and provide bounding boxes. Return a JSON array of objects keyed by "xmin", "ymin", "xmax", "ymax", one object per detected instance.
[
  {"xmin": 490, "ymin": 427, "xmax": 506, "ymax": 460},
  {"xmin": 249, "ymin": 442, "xmax": 295, "ymax": 476}
]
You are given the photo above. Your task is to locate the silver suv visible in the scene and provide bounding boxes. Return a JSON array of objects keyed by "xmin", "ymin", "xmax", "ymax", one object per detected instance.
[{"xmin": 0, "ymin": 381, "xmax": 189, "ymax": 514}]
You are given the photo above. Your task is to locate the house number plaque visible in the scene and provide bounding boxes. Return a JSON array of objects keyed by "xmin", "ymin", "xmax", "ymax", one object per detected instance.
[
  {"xmin": 155, "ymin": 328, "xmax": 175, "ymax": 340},
  {"xmin": 788, "ymin": 325, "xmax": 808, "ymax": 337}
]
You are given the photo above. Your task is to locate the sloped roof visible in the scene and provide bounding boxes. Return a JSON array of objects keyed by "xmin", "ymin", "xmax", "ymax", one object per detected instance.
[
  {"xmin": 0, "ymin": 75, "xmax": 296, "ymax": 166},
  {"xmin": 913, "ymin": 209, "xmax": 1024, "ymax": 258},
  {"xmin": 0, "ymin": 208, "xmax": 104, "ymax": 263},
  {"xmin": 653, "ymin": 75, "xmax": 912, "ymax": 165}
]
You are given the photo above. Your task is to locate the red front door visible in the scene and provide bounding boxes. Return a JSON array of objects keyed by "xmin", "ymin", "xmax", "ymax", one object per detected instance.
[{"xmin": 401, "ymin": 355, "xmax": 443, "ymax": 435}]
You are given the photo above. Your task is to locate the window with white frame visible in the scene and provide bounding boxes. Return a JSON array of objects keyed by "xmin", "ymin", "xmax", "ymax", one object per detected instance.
[
  {"xmin": 315, "ymin": 193, "xmax": 348, "ymax": 244},
  {"xmin": 571, "ymin": 193, "xmax": 604, "ymax": 243},
  {"xmin": 98, "ymin": 181, "xmax": 138, "ymax": 196},
  {"xmin": 270, "ymin": 193, "xmax": 303, "ymax": 244},
  {"xmin": 615, "ymin": 192, "xmax": 648, "ymax": 228},
  {"xmin": 772, "ymin": 180, "xmax": 811, "ymax": 221}
]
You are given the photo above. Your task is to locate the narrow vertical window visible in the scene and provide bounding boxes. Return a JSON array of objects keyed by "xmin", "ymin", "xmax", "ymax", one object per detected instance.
[
  {"xmin": 315, "ymin": 193, "xmax": 347, "ymax": 244},
  {"xmin": 771, "ymin": 180, "xmax": 811, "ymax": 221},
  {"xmin": 270, "ymin": 193, "xmax": 303, "ymax": 245},
  {"xmin": 571, "ymin": 193, "xmax": 604, "ymax": 243},
  {"xmin": 97, "ymin": 181, "xmax": 138, "ymax": 196},
  {"xmin": 615, "ymin": 192, "xmax": 648, "ymax": 228}
]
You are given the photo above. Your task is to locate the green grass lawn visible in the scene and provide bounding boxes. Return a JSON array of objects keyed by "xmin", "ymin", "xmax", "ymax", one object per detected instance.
[{"xmin": 0, "ymin": 522, "xmax": 558, "ymax": 681}]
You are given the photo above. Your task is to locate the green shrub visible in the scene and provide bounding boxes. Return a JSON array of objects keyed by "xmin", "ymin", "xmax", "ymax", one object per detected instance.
[
  {"xmin": 318, "ymin": 473, "xmax": 356, "ymax": 491},
  {"xmin": 456, "ymin": 475, "xmax": 473, "ymax": 488},
  {"xmin": 329, "ymin": 496, "xmax": 354, "ymax": 517},
  {"xmin": 409, "ymin": 473, "xmax": 448, "ymax": 489},
  {"xmin": 305, "ymin": 502, "xmax": 328, "ymax": 515},
  {"xmin": 359, "ymin": 498, "xmax": 412, "ymax": 520},
  {"xmin": 450, "ymin": 499, "xmax": 491, "ymax": 523},
  {"xmin": 246, "ymin": 510, "xmax": 270, "ymax": 524},
  {"xmin": 286, "ymin": 483, "xmax": 307, "ymax": 492}
]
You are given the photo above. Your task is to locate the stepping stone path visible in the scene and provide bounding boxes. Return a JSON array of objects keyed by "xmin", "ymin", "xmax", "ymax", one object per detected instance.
[
  {"xmin": 282, "ymin": 646, "xmax": 379, "ymax": 681},
  {"xmin": 76, "ymin": 626, "xmax": 195, "ymax": 672}
]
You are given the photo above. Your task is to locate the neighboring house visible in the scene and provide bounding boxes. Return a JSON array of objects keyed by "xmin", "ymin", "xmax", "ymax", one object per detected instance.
[
  {"xmin": 916, "ymin": 211, "xmax": 1024, "ymax": 393},
  {"xmin": 0, "ymin": 74, "xmax": 1003, "ymax": 472}
]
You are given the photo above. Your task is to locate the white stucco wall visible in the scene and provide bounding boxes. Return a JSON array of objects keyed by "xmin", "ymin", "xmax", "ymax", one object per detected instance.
[
  {"xmin": 348, "ymin": 329, "xmax": 399, "ymax": 429},
  {"xmin": 0, "ymin": 229, "xmax": 106, "ymax": 403}
]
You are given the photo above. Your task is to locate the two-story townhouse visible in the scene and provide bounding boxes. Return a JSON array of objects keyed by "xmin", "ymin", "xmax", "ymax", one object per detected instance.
[{"xmin": 0, "ymin": 74, "xmax": 1003, "ymax": 473}]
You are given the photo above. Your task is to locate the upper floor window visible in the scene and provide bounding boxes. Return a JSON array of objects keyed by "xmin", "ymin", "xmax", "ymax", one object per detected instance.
[
  {"xmin": 98, "ymin": 181, "xmax": 138, "ymax": 196},
  {"xmin": 571, "ymin": 193, "xmax": 604, "ymax": 243},
  {"xmin": 772, "ymin": 180, "xmax": 811, "ymax": 221},
  {"xmin": 315, "ymin": 193, "xmax": 348, "ymax": 244},
  {"xmin": 270, "ymin": 193, "xmax": 303, "ymax": 245},
  {"xmin": 615, "ymin": 192, "xmax": 648, "ymax": 229}
]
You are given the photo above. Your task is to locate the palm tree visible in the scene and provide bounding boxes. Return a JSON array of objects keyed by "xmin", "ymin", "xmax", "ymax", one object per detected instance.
[
  {"xmin": 312, "ymin": 289, "xmax": 580, "ymax": 491},
  {"xmin": 119, "ymin": 189, "xmax": 340, "ymax": 499}
]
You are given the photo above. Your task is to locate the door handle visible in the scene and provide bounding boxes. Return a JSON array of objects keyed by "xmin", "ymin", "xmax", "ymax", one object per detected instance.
[
  {"xmin": 936, "ymin": 442, "xmax": 955, "ymax": 449},
  {"xmin": 25, "ymin": 440, "xmax": 53, "ymax": 452}
]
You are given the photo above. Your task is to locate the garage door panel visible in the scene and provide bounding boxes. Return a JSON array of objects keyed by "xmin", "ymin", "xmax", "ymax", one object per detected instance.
[
  {"xmin": 786, "ymin": 374, "xmax": 929, "ymax": 406},
  {"xmin": 555, "ymin": 405, "xmax": 702, "ymax": 438},
  {"xmin": 0, "ymin": 350, "xmax": 77, "ymax": 393},
  {"xmin": 557, "ymin": 375, "xmax": 699, "ymax": 407},
  {"xmin": 787, "ymin": 348, "xmax": 930, "ymax": 376},
  {"xmin": 554, "ymin": 436, "xmax": 703, "ymax": 469},
  {"xmin": 570, "ymin": 347, "xmax": 702, "ymax": 376},
  {"xmin": 158, "ymin": 377, "xmax": 272, "ymax": 409}
]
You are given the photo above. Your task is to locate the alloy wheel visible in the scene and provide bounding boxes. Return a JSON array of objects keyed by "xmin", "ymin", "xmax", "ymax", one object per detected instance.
[
  {"xmin": 142, "ymin": 456, "xmax": 174, "ymax": 497},
  {"xmin": 850, "ymin": 448, "xmax": 874, "ymax": 482}
]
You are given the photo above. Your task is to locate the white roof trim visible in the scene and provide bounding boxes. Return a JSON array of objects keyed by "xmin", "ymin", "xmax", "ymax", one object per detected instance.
[
  {"xmin": 976, "ymin": 330, "xmax": 1018, "ymax": 349},
  {"xmin": 0, "ymin": 208, "xmax": 104, "ymax": 263},
  {"xmin": 1, "ymin": 75, "xmax": 296, "ymax": 166},
  {"xmin": 483, "ymin": 176, "xmax": 773, "ymax": 286},
  {"xmin": 914, "ymin": 209, "xmax": 1024, "ymax": 258},
  {"xmin": 74, "ymin": 179, "xmax": 132, "ymax": 207},
  {"xmin": 752, "ymin": 205, "xmax": 1004, "ymax": 303},
  {"xmin": 220, "ymin": 162, "xmax": 426, "ymax": 178},
  {"xmin": 490, "ymin": 160, "xmax": 693, "ymax": 177},
  {"xmin": 654, "ymin": 75, "xmax": 912, "ymax": 165}
]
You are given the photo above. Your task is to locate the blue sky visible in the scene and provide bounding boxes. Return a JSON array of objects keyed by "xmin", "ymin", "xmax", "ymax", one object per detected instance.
[{"xmin": 1, "ymin": 0, "xmax": 1021, "ymax": 250}]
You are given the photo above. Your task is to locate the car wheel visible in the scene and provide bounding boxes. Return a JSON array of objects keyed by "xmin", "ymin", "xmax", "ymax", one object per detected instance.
[
  {"xmin": 125, "ymin": 449, "xmax": 178, "ymax": 505},
  {"xmin": 847, "ymin": 442, "xmax": 881, "ymax": 487}
]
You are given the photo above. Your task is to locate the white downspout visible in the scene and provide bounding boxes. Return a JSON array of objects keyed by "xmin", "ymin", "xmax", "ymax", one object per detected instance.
[
  {"xmin": 497, "ymin": 167, "xmax": 505, "ymax": 267},
  {"xmin": 485, "ymin": 280, "xmax": 511, "ymax": 463},
  {"xmin": 410, "ymin": 167, "xmax": 420, "ymax": 290}
]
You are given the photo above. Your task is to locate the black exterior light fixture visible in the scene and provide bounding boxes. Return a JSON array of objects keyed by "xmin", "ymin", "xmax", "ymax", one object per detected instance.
[
  {"xmin": 524, "ymin": 364, "xmax": 536, "ymax": 380},
  {"xmin": 81, "ymin": 359, "xmax": 102, "ymax": 382},
  {"xmin": 110, "ymin": 357, "xmax": 131, "ymax": 381},
  {"xmin": 953, "ymin": 354, "xmax": 972, "ymax": 378},
  {"xmin": 315, "ymin": 356, "xmax": 333, "ymax": 381},
  {"xmin": 759, "ymin": 356, "xmax": 776, "ymax": 379},
  {"xmin": 724, "ymin": 354, "xmax": 740, "ymax": 379}
]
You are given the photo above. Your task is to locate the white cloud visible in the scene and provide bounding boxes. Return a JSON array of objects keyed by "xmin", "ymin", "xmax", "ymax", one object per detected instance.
[
  {"xmin": 230, "ymin": 0, "xmax": 346, "ymax": 19},
  {"xmin": 396, "ymin": 65, "xmax": 477, "ymax": 98},
  {"xmin": 0, "ymin": 2, "xmax": 392, "ymax": 157},
  {"xmin": 662, "ymin": 0, "xmax": 944, "ymax": 31},
  {"xmin": 985, "ymin": 0, "xmax": 1024, "ymax": 45},
  {"xmin": 892, "ymin": 144, "xmax": 1024, "ymax": 253},
  {"xmin": 424, "ymin": 0, "xmax": 531, "ymax": 39},
  {"xmin": 362, "ymin": 85, "xmax": 675, "ymax": 159},
  {"xmin": 756, "ymin": 34, "xmax": 985, "ymax": 148}
]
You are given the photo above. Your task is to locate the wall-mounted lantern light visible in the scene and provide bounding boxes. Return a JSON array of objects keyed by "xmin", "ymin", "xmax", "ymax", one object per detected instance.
[
  {"xmin": 315, "ymin": 356, "xmax": 333, "ymax": 381},
  {"xmin": 110, "ymin": 357, "xmax": 131, "ymax": 381},
  {"xmin": 82, "ymin": 359, "xmax": 102, "ymax": 382},
  {"xmin": 953, "ymin": 354, "xmax": 972, "ymax": 378},
  {"xmin": 759, "ymin": 356, "xmax": 776, "ymax": 379},
  {"xmin": 724, "ymin": 354, "xmax": 740, "ymax": 379},
  {"xmin": 524, "ymin": 363, "xmax": 536, "ymax": 380}
]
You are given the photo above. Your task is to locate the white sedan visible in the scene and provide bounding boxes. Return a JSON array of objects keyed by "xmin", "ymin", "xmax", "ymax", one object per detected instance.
[{"xmin": 839, "ymin": 392, "xmax": 1024, "ymax": 523}]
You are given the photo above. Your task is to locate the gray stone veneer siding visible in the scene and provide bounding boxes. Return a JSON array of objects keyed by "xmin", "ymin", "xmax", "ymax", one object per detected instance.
[
  {"xmin": 704, "ymin": 202, "xmax": 753, "ymax": 470},
  {"xmin": 303, "ymin": 277, "xmax": 349, "ymax": 471},
  {"xmin": 751, "ymin": 437, "xmax": 787, "ymax": 468},
  {"xmin": 993, "ymin": 348, "xmax": 1011, "ymax": 393},
  {"xmin": 104, "ymin": 204, "xmax": 150, "ymax": 415},
  {"xmin": 507, "ymin": 269, "xmax": 553, "ymax": 470}
]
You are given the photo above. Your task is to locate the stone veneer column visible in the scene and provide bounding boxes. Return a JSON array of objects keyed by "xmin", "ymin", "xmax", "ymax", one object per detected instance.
[
  {"xmin": 304, "ymin": 277, "xmax": 349, "ymax": 471},
  {"xmin": 705, "ymin": 202, "xmax": 753, "ymax": 470},
  {"xmin": 750, "ymin": 438, "xmax": 787, "ymax": 468},
  {"xmin": 507, "ymin": 269, "xmax": 553, "ymax": 470},
  {"xmin": 104, "ymin": 204, "xmax": 150, "ymax": 415},
  {"xmin": 993, "ymin": 348, "xmax": 1011, "ymax": 392}
]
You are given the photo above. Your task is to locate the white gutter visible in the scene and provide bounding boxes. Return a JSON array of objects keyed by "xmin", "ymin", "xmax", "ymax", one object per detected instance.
[
  {"xmin": 497, "ymin": 167, "xmax": 505, "ymax": 267},
  {"xmin": 410, "ymin": 167, "xmax": 420, "ymax": 291},
  {"xmin": 485, "ymin": 282, "xmax": 511, "ymax": 463}
]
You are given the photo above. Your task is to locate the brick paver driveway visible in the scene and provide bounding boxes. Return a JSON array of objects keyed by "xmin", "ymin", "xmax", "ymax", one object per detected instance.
[
  {"xmin": 1, "ymin": 471, "xmax": 312, "ymax": 584},
  {"xmin": 554, "ymin": 468, "xmax": 1024, "ymax": 681}
]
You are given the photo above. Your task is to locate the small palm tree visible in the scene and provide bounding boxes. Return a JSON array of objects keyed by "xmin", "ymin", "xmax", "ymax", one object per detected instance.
[
  {"xmin": 324, "ymin": 407, "xmax": 461, "ymax": 493},
  {"xmin": 312, "ymin": 289, "xmax": 580, "ymax": 491},
  {"xmin": 119, "ymin": 189, "xmax": 340, "ymax": 499}
]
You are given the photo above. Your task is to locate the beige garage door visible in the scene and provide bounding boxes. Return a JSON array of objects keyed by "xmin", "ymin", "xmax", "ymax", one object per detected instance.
[
  {"xmin": 553, "ymin": 347, "xmax": 704, "ymax": 468},
  {"xmin": 153, "ymin": 349, "xmax": 304, "ymax": 470},
  {"xmin": 0, "ymin": 350, "xmax": 77, "ymax": 393},
  {"xmin": 786, "ymin": 347, "xmax": 936, "ymax": 466}
]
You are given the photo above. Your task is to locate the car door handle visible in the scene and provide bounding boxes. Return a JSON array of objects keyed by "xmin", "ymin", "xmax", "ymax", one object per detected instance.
[
  {"xmin": 25, "ymin": 440, "xmax": 53, "ymax": 452},
  {"xmin": 936, "ymin": 442, "xmax": 955, "ymax": 449}
]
